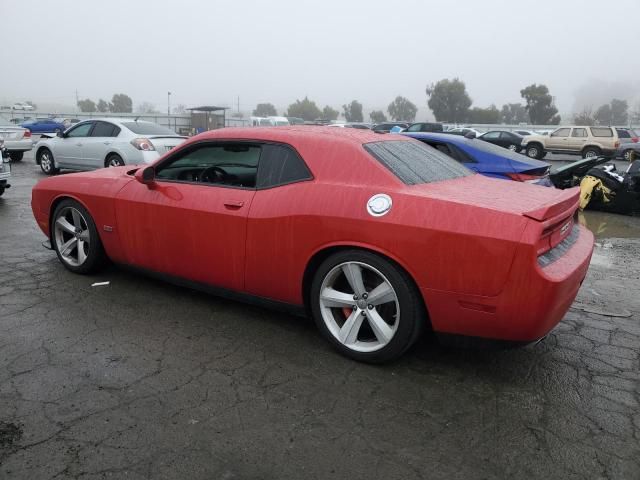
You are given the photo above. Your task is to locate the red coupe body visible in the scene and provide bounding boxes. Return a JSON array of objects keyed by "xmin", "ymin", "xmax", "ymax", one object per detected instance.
[{"xmin": 32, "ymin": 127, "xmax": 594, "ymax": 344}]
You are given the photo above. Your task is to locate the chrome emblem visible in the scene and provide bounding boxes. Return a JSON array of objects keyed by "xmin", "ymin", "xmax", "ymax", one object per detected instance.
[{"xmin": 560, "ymin": 222, "xmax": 570, "ymax": 235}]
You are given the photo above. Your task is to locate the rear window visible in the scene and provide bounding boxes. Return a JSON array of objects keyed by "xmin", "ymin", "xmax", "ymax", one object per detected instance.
[
  {"xmin": 364, "ymin": 140, "xmax": 472, "ymax": 185},
  {"xmin": 590, "ymin": 127, "xmax": 613, "ymax": 137},
  {"xmin": 616, "ymin": 129, "xmax": 631, "ymax": 138},
  {"xmin": 121, "ymin": 122, "xmax": 176, "ymax": 135}
]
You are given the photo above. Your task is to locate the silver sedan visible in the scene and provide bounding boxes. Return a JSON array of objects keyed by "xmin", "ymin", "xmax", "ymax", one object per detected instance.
[
  {"xmin": 0, "ymin": 115, "xmax": 33, "ymax": 162},
  {"xmin": 34, "ymin": 118, "xmax": 187, "ymax": 175}
]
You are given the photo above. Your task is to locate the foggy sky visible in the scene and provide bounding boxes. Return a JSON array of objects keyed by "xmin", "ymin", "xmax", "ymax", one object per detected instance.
[{"xmin": 2, "ymin": 0, "xmax": 639, "ymax": 118}]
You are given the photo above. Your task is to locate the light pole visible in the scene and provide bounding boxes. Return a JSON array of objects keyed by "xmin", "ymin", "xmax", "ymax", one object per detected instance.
[{"xmin": 167, "ymin": 91, "xmax": 171, "ymax": 117}]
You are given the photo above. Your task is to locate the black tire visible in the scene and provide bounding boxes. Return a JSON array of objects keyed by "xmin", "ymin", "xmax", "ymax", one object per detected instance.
[
  {"xmin": 582, "ymin": 147, "xmax": 601, "ymax": 159},
  {"xmin": 105, "ymin": 154, "xmax": 125, "ymax": 168},
  {"xmin": 9, "ymin": 151, "xmax": 23, "ymax": 162},
  {"xmin": 0, "ymin": 187, "xmax": 4, "ymax": 197},
  {"xmin": 526, "ymin": 144, "xmax": 544, "ymax": 159},
  {"xmin": 51, "ymin": 199, "xmax": 107, "ymax": 274},
  {"xmin": 540, "ymin": 152, "xmax": 547, "ymax": 159},
  {"xmin": 310, "ymin": 249, "xmax": 426, "ymax": 363},
  {"xmin": 38, "ymin": 148, "xmax": 59, "ymax": 175},
  {"xmin": 507, "ymin": 144, "xmax": 518, "ymax": 152}
]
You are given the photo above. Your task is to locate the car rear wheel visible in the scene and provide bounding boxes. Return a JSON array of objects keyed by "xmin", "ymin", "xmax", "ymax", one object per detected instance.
[
  {"xmin": 582, "ymin": 147, "xmax": 601, "ymax": 159},
  {"xmin": 9, "ymin": 152, "xmax": 23, "ymax": 162},
  {"xmin": 38, "ymin": 148, "xmax": 59, "ymax": 175},
  {"xmin": 310, "ymin": 250, "xmax": 425, "ymax": 363},
  {"xmin": 52, "ymin": 200, "xmax": 107, "ymax": 274},
  {"xmin": 622, "ymin": 149, "xmax": 635, "ymax": 162},
  {"xmin": 526, "ymin": 144, "xmax": 543, "ymax": 159},
  {"xmin": 105, "ymin": 154, "xmax": 125, "ymax": 167},
  {"xmin": 507, "ymin": 144, "xmax": 518, "ymax": 152}
]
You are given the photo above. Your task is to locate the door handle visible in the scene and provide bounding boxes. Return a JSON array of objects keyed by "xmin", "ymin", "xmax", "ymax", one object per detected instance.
[
  {"xmin": 103, "ymin": 141, "xmax": 112, "ymax": 145},
  {"xmin": 224, "ymin": 200, "xmax": 244, "ymax": 209}
]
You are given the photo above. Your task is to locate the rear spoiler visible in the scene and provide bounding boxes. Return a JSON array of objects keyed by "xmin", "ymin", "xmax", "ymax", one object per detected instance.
[{"xmin": 523, "ymin": 187, "xmax": 580, "ymax": 221}]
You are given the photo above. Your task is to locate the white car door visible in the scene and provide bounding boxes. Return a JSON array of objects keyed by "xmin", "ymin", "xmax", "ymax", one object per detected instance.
[
  {"xmin": 54, "ymin": 122, "xmax": 94, "ymax": 168},
  {"xmin": 82, "ymin": 121, "xmax": 120, "ymax": 169}
]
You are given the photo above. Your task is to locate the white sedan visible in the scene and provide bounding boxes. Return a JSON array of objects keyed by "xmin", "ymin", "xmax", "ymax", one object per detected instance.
[
  {"xmin": 35, "ymin": 118, "xmax": 187, "ymax": 175},
  {"xmin": 0, "ymin": 115, "xmax": 33, "ymax": 161}
]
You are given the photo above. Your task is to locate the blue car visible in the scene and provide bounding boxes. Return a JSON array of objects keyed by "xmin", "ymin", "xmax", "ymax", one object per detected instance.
[
  {"xmin": 402, "ymin": 132, "xmax": 552, "ymax": 186},
  {"xmin": 21, "ymin": 117, "xmax": 66, "ymax": 134}
]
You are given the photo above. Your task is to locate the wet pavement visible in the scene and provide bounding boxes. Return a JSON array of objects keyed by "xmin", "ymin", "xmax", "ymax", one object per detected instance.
[{"xmin": 1, "ymin": 154, "xmax": 639, "ymax": 479}]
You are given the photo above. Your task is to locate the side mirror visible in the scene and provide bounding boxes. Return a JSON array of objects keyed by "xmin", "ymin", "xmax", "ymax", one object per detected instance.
[
  {"xmin": 135, "ymin": 166, "xmax": 156, "ymax": 186},
  {"xmin": 464, "ymin": 131, "xmax": 476, "ymax": 139},
  {"xmin": 56, "ymin": 130, "xmax": 64, "ymax": 138}
]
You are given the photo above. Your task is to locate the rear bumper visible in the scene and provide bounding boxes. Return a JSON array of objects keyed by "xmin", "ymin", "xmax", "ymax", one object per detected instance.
[
  {"xmin": 4, "ymin": 139, "xmax": 33, "ymax": 152},
  {"xmin": 421, "ymin": 224, "xmax": 594, "ymax": 342}
]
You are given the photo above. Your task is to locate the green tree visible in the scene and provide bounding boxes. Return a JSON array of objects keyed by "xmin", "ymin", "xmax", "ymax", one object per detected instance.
[
  {"xmin": 387, "ymin": 96, "xmax": 417, "ymax": 122},
  {"xmin": 573, "ymin": 107, "xmax": 595, "ymax": 126},
  {"xmin": 77, "ymin": 98, "xmax": 96, "ymax": 112},
  {"xmin": 369, "ymin": 110, "xmax": 387, "ymax": 123},
  {"xmin": 109, "ymin": 93, "xmax": 133, "ymax": 113},
  {"xmin": 253, "ymin": 103, "xmax": 277, "ymax": 117},
  {"xmin": 467, "ymin": 105, "xmax": 500, "ymax": 124},
  {"xmin": 520, "ymin": 84, "xmax": 560, "ymax": 125},
  {"xmin": 343, "ymin": 100, "xmax": 363, "ymax": 122},
  {"xmin": 426, "ymin": 78, "xmax": 472, "ymax": 123},
  {"xmin": 500, "ymin": 103, "xmax": 528, "ymax": 124},
  {"xmin": 286, "ymin": 97, "xmax": 322, "ymax": 121},
  {"xmin": 96, "ymin": 99, "xmax": 109, "ymax": 112},
  {"xmin": 136, "ymin": 102, "xmax": 159, "ymax": 114},
  {"xmin": 322, "ymin": 105, "xmax": 339, "ymax": 121},
  {"xmin": 610, "ymin": 99, "xmax": 628, "ymax": 125}
]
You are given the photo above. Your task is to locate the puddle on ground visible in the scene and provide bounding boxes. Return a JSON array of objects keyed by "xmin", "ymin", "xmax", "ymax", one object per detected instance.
[{"xmin": 579, "ymin": 210, "xmax": 640, "ymax": 240}]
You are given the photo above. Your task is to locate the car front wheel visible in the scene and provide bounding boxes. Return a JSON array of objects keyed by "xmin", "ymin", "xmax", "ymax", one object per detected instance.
[
  {"xmin": 582, "ymin": 147, "xmax": 601, "ymax": 159},
  {"xmin": 51, "ymin": 200, "xmax": 107, "ymax": 274},
  {"xmin": 526, "ymin": 145, "xmax": 543, "ymax": 159},
  {"xmin": 310, "ymin": 250, "xmax": 425, "ymax": 363},
  {"xmin": 622, "ymin": 149, "xmax": 635, "ymax": 162},
  {"xmin": 106, "ymin": 154, "xmax": 125, "ymax": 167},
  {"xmin": 38, "ymin": 148, "xmax": 59, "ymax": 175}
]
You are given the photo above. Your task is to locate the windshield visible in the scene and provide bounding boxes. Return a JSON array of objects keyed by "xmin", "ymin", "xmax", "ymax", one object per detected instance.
[
  {"xmin": 364, "ymin": 140, "xmax": 472, "ymax": 185},
  {"xmin": 121, "ymin": 122, "xmax": 177, "ymax": 135}
]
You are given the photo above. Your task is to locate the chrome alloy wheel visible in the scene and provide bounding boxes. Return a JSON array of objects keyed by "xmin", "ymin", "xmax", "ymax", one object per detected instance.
[
  {"xmin": 318, "ymin": 261, "xmax": 400, "ymax": 352},
  {"xmin": 40, "ymin": 151, "xmax": 53, "ymax": 172},
  {"xmin": 54, "ymin": 207, "xmax": 90, "ymax": 267},
  {"xmin": 108, "ymin": 156, "xmax": 123, "ymax": 167},
  {"xmin": 508, "ymin": 144, "xmax": 517, "ymax": 151},
  {"xmin": 527, "ymin": 147, "xmax": 539, "ymax": 158}
]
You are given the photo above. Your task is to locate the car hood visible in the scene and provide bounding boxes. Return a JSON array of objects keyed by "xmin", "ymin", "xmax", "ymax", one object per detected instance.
[{"xmin": 406, "ymin": 174, "xmax": 578, "ymax": 220}]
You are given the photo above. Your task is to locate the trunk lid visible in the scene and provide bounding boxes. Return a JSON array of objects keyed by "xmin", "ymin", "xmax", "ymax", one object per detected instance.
[
  {"xmin": 0, "ymin": 126, "xmax": 26, "ymax": 141},
  {"xmin": 148, "ymin": 136, "xmax": 187, "ymax": 154}
]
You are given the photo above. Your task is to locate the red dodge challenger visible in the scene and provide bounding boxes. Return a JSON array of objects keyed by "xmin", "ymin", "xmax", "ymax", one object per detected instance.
[{"xmin": 31, "ymin": 127, "xmax": 594, "ymax": 362}]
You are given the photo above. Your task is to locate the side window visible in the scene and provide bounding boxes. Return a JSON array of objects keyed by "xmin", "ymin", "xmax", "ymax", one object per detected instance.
[
  {"xmin": 590, "ymin": 127, "xmax": 613, "ymax": 137},
  {"xmin": 156, "ymin": 143, "xmax": 261, "ymax": 188},
  {"xmin": 406, "ymin": 124, "xmax": 421, "ymax": 132},
  {"xmin": 551, "ymin": 128, "xmax": 571, "ymax": 137},
  {"xmin": 257, "ymin": 144, "xmax": 312, "ymax": 188},
  {"xmin": 483, "ymin": 131, "xmax": 501, "ymax": 140},
  {"xmin": 66, "ymin": 123, "xmax": 93, "ymax": 138},
  {"xmin": 571, "ymin": 128, "xmax": 587, "ymax": 137},
  {"xmin": 91, "ymin": 122, "xmax": 120, "ymax": 137},
  {"xmin": 616, "ymin": 129, "xmax": 631, "ymax": 139}
]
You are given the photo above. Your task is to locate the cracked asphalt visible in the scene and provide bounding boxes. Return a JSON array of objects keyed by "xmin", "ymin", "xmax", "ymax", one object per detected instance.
[{"xmin": 1, "ymin": 155, "xmax": 639, "ymax": 479}]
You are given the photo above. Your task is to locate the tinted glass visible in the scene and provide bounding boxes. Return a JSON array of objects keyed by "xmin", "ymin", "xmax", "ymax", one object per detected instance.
[
  {"xmin": 551, "ymin": 128, "xmax": 571, "ymax": 137},
  {"xmin": 406, "ymin": 124, "xmax": 422, "ymax": 132},
  {"xmin": 616, "ymin": 129, "xmax": 631, "ymax": 138},
  {"xmin": 121, "ymin": 122, "xmax": 176, "ymax": 135},
  {"xmin": 572, "ymin": 128, "xmax": 587, "ymax": 137},
  {"xmin": 91, "ymin": 122, "xmax": 120, "ymax": 137},
  {"xmin": 257, "ymin": 144, "xmax": 312, "ymax": 188},
  {"xmin": 590, "ymin": 127, "xmax": 613, "ymax": 137},
  {"xmin": 364, "ymin": 140, "xmax": 471, "ymax": 185},
  {"xmin": 156, "ymin": 143, "xmax": 261, "ymax": 188},
  {"xmin": 66, "ymin": 123, "xmax": 93, "ymax": 138},
  {"xmin": 483, "ymin": 131, "xmax": 501, "ymax": 140}
]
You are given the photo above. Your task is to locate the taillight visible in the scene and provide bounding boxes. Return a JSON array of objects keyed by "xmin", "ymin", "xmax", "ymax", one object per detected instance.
[
  {"xmin": 614, "ymin": 140, "xmax": 620, "ymax": 148},
  {"xmin": 632, "ymin": 137, "xmax": 638, "ymax": 143},
  {"xmin": 130, "ymin": 138, "xmax": 156, "ymax": 151},
  {"xmin": 506, "ymin": 172, "xmax": 543, "ymax": 183},
  {"xmin": 23, "ymin": 129, "xmax": 31, "ymax": 138}
]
